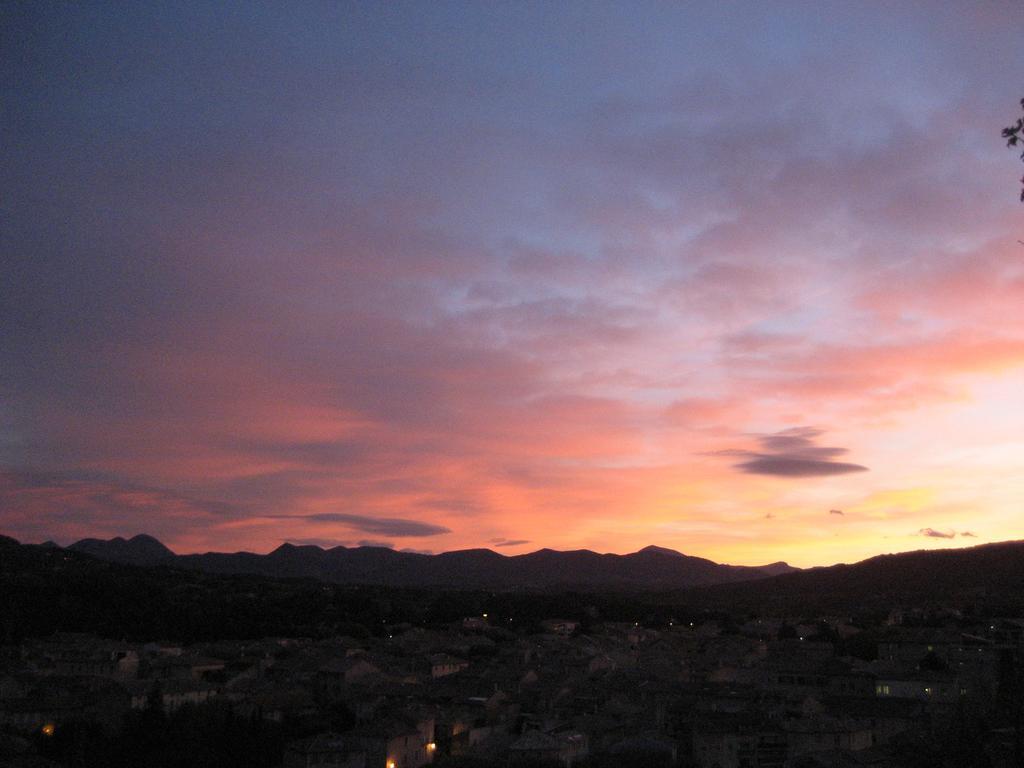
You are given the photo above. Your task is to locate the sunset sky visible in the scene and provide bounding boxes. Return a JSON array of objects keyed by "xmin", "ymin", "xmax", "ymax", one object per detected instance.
[{"xmin": 3, "ymin": 2, "xmax": 1023, "ymax": 567}]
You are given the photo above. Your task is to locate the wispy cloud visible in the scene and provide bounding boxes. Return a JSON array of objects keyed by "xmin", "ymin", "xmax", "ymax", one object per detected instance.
[
  {"xmin": 917, "ymin": 528, "xmax": 955, "ymax": 539},
  {"xmin": 916, "ymin": 528, "xmax": 980, "ymax": 539}
]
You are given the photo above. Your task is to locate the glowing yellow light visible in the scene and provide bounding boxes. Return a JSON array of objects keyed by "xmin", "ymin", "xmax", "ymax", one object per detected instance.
[
  {"xmin": 387, "ymin": 761, "xmax": 396, "ymax": 768},
  {"xmin": 482, "ymin": 613, "xmax": 488, "ymax": 618},
  {"xmin": 427, "ymin": 742, "xmax": 436, "ymax": 751},
  {"xmin": 41, "ymin": 723, "xmax": 55, "ymax": 736}
]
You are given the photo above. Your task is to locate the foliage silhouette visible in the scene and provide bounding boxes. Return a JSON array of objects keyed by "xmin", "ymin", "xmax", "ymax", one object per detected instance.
[{"xmin": 1003, "ymin": 97, "xmax": 1024, "ymax": 201}]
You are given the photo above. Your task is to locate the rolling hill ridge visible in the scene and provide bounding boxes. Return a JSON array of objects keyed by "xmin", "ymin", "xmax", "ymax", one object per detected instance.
[{"xmin": 65, "ymin": 535, "xmax": 796, "ymax": 590}]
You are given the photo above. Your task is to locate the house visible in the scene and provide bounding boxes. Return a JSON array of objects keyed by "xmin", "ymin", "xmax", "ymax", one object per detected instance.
[
  {"xmin": 872, "ymin": 670, "xmax": 965, "ymax": 703},
  {"xmin": 540, "ymin": 620, "xmax": 580, "ymax": 637},
  {"xmin": 876, "ymin": 628, "xmax": 964, "ymax": 667},
  {"xmin": 316, "ymin": 657, "xmax": 382, "ymax": 697},
  {"xmin": 348, "ymin": 715, "xmax": 435, "ymax": 768},
  {"xmin": 509, "ymin": 729, "xmax": 588, "ymax": 766},
  {"xmin": 437, "ymin": 701, "xmax": 514, "ymax": 757},
  {"xmin": 49, "ymin": 642, "xmax": 139, "ymax": 680},
  {"xmin": 761, "ymin": 657, "xmax": 875, "ymax": 699},
  {"xmin": 229, "ymin": 682, "xmax": 319, "ymax": 725},
  {"xmin": 691, "ymin": 712, "xmax": 787, "ymax": 768},
  {"xmin": 127, "ymin": 679, "xmax": 217, "ymax": 712},
  {"xmin": 428, "ymin": 655, "xmax": 469, "ymax": 679},
  {"xmin": 821, "ymin": 696, "xmax": 922, "ymax": 745},
  {"xmin": 183, "ymin": 655, "xmax": 226, "ymax": 681},
  {"xmin": 0, "ymin": 677, "xmax": 129, "ymax": 736},
  {"xmin": 284, "ymin": 733, "xmax": 366, "ymax": 768},
  {"xmin": 607, "ymin": 735, "xmax": 677, "ymax": 764},
  {"xmin": 784, "ymin": 716, "xmax": 874, "ymax": 756},
  {"xmin": 587, "ymin": 654, "xmax": 616, "ymax": 675},
  {"xmin": 145, "ymin": 656, "xmax": 194, "ymax": 681}
]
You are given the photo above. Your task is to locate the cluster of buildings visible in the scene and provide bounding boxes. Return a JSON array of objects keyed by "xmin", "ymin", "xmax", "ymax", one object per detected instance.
[{"xmin": 1, "ymin": 609, "xmax": 1023, "ymax": 767}]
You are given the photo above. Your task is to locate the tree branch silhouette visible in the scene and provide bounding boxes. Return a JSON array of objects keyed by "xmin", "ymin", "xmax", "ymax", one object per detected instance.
[{"xmin": 1003, "ymin": 97, "xmax": 1024, "ymax": 202}]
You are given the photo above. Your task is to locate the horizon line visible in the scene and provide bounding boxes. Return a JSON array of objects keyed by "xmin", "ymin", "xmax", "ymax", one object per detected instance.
[{"xmin": 13, "ymin": 532, "xmax": 1018, "ymax": 571}]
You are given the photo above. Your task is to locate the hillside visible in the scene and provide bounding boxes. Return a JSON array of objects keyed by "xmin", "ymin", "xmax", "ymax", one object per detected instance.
[
  {"xmin": 673, "ymin": 539, "xmax": 1024, "ymax": 615},
  {"xmin": 66, "ymin": 535, "xmax": 798, "ymax": 590},
  {"xmin": 5, "ymin": 535, "xmax": 1024, "ymax": 642}
]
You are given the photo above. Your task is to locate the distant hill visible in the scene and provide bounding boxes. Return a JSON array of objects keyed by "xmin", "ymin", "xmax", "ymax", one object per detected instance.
[
  {"xmin": 41, "ymin": 533, "xmax": 1024, "ymax": 614},
  {"xmin": 675, "ymin": 539, "xmax": 1024, "ymax": 614},
  {"xmin": 68, "ymin": 534, "xmax": 176, "ymax": 566},
  {"xmin": 65, "ymin": 535, "xmax": 797, "ymax": 590},
  {"xmin": 0, "ymin": 535, "xmax": 438, "ymax": 643},
  {"xmin": 4, "ymin": 535, "xmax": 1024, "ymax": 643}
]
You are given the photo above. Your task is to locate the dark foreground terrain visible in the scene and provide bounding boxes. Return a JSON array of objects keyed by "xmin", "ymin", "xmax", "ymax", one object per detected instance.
[{"xmin": 3, "ymin": 535, "xmax": 1024, "ymax": 767}]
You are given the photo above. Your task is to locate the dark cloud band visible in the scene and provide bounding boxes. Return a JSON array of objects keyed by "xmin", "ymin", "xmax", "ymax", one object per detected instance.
[
  {"xmin": 303, "ymin": 512, "xmax": 451, "ymax": 537},
  {"xmin": 723, "ymin": 427, "xmax": 868, "ymax": 478}
]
